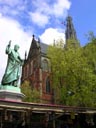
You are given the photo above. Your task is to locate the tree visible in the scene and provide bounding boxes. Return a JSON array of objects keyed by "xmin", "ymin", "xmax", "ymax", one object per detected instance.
[
  {"xmin": 65, "ymin": 37, "xmax": 80, "ymax": 49},
  {"xmin": 85, "ymin": 31, "xmax": 96, "ymax": 42},
  {"xmin": 47, "ymin": 39, "xmax": 96, "ymax": 107},
  {"xmin": 21, "ymin": 81, "xmax": 40, "ymax": 102}
]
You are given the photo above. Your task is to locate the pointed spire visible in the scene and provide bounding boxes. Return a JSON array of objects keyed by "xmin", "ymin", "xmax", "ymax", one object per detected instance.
[
  {"xmin": 25, "ymin": 51, "xmax": 27, "ymax": 60},
  {"xmin": 65, "ymin": 15, "xmax": 77, "ymax": 40},
  {"xmin": 53, "ymin": 39, "xmax": 56, "ymax": 46},
  {"xmin": 33, "ymin": 34, "xmax": 35, "ymax": 40},
  {"xmin": 65, "ymin": 15, "xmax": 80, "ymax": 48},
  {"xmin": 27, "ymin": 34, "xmax": 40, "ymax": 60},
  {"xmin": 38, "ymin": 37, "xmax": 40, "ymax": 44}
]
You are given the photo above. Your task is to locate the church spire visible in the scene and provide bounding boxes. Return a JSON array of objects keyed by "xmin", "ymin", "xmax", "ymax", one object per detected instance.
[
  {"xmin": 65, "ymin": 15, "xmax": 77, "ymax": 40},
  {"xmin": 27, "ymin": 34, "xmax": 41, "ymax": 60},
  {"xmin": 65, "ymin": 15, "xmax": 80, "ymax": 48}
]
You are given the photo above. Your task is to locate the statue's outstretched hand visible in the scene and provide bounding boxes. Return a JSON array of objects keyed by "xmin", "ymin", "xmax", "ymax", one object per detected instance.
[{"xmin": 8, "ymin": 40, "xmax": 11, "ymax": 47}]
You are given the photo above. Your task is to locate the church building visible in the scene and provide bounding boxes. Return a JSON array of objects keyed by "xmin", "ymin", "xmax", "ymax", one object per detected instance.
[{"xmin": 21, "ymin": 15, "xmax": 79, "ymax": 103}]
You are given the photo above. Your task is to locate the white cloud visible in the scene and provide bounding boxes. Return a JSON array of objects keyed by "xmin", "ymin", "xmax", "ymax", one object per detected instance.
[
  {"xmin": 0, "ymin": 0, "xmax": 27, "ymax": 17},
  {"xmin": 32, "ymin": 0, "xmax": 52, "ymax": 15},
  {"xmin": 0, "ymin": 0, "xmax": 23, "ymax": 7},
  {"xmin": 0, "ymin": 15, "xmax": 32, "ymax": 83},
  {"xmin": 30, "ymin": 0, "xmax": 71, "ymax": 27},
  {"xmin": 0, "ymin": 0, "xmax": 71, "ymax": 28},
  {"xmin": 29, "ymin": 12, "xmax": 49, "ymax": 27},
  {"xmin": 53, "ymin": 0, "xmax": 71, "ymax": 17},
  {"xmin": 32, "ymin": 0, "xmax": 71, "ymax": 16},
  {"xmin": 40, "ymin": 28, "xmax": 65, "ymax": 45}
]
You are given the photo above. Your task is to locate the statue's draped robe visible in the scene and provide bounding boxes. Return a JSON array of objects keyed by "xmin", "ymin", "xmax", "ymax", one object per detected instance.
[{"xmin": 2, "ymin": 46, "xmax": 21, "ymax": 85}]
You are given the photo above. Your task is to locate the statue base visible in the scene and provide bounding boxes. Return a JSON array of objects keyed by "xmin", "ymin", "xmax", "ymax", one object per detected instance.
[{"xmin": 0, "ymin": 85, "xmax": 25, "ymax": 102}]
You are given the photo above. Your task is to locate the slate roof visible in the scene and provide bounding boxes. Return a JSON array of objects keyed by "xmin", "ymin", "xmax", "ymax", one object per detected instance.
[
  {"xmin": 40, "ymin": 42, "xmax": 49, "ymax": 54},
  {"xmin": 27, "ymin": 35, "xmax": 49, "ymax": 60}
]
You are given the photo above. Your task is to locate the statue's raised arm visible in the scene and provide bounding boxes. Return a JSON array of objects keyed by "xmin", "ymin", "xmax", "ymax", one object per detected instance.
[
  {"xmin": 6, "ymin": 40, "xmax": 12, "ymax": 54},
  {"xmin": 8, "ymin": 40, "xmax": 11, "ymax": 47}
]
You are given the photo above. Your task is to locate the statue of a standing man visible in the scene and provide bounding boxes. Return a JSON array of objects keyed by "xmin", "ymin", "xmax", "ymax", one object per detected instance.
[{"xmin": 1, "ymin": 40, "xmax": 23, "ymax": 87}]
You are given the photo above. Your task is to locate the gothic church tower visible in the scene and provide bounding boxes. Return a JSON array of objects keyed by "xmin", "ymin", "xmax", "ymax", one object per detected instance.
[{"xmin": 65, "ymin": 15, "xmax": 80, "ymax": 48}]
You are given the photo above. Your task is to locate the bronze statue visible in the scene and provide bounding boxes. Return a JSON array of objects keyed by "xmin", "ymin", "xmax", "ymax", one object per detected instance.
[{"xmin": 1, "ymin": 40, "xmax": 23, "ymax": 87}]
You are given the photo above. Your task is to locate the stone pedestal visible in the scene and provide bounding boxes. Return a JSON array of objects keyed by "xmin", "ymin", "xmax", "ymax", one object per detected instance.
[{"xmin": 0, "ymin": 85, "xmax": 25, "ymax": 102}]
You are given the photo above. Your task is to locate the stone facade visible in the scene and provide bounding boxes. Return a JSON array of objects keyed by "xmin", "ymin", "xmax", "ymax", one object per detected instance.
[{"xmin": 21, "ymin": 35, "xmax": 53, "ymax": 103}]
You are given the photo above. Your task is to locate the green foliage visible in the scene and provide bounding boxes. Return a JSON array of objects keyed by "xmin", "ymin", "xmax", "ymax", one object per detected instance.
[
  {"xmin": 65, "ymin": 38, "xmax": 80, "ymax": 49},
  {"xmin": 47, "ymin": 39, "xmax": 96, "ymax": 107},
  {"xmin": 21, "ymin": 81, "xmax": 40, "ymax": 103},
  {"xmin": 85, "ymin": 31, "xmax": 96, "ymax": 42},
  {"xmin": 83, "ymin": 39, "xmax": 96, "ymax": 72}
]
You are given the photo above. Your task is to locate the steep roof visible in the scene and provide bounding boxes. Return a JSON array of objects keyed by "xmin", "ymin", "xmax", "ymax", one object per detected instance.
[
  {"xmin": 40, "ymin": 42, "xmax": 48, "ymax": 55},
  {"xmin": 28, "ymin": 35, "xmax": 39, "ymax": 59},
  {"xmin": 27, "ymin": 35, "xmax": 49, "ymax": 60}
]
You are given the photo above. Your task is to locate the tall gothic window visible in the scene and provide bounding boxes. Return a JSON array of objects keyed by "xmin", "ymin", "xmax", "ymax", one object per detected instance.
[
  {"xmin": 26, "ymin": 64, "xmax": 29, "ymax": 77},
  {"xmin": 29, "ymin": 61, "xmax": 33, "ymax": 75},
  {"xmin": 46, "ymin": 77, "xmax": 50, "ymax": 93},
  {"xmin": 24, "ymin": 65, "xmax": 27, "ymax": 78},
  {"xmin": 42, "ymin": 59, "xmax": 49, "ymax": 71}
]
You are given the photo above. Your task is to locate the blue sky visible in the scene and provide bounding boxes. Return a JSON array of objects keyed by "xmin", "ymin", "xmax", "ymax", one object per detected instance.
[
  {"xmin": 70, "ymin": 0, "xmax": 96, "ymax": 45},
  {"xmin": 0, "ymin": 0, "xmax": 96, "ymax": 82}
]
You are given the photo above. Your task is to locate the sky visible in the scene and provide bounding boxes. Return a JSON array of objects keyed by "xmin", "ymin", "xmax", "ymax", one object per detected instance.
[{"xmin": 0, "ymin": 0, "xmax": 96, "ymax": 82}]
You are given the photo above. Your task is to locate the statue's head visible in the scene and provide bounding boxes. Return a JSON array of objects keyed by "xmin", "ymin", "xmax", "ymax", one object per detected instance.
[{"xmin": 14, "ymin": 44, "xmax": 20, "ymax": 51}]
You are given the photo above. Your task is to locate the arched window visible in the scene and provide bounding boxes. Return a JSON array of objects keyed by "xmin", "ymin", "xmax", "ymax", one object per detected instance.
[
  {"xmin": 33, "ymin": 60, "xmax": 37, "ymax": 69},
  {"xmin": 24, "ymin": 66, "xmax": 27, "ymax": 77},
  {"xmin": 46, "ymin": 77, "xmax": 50, "ymax": 93},
  {"xmin": 42, "ymin": 59, "xmax": 49, "ymax": 71},
  {"xmin": 29, "ymin": 61, "xmax": 33, "ymax": 75}
]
